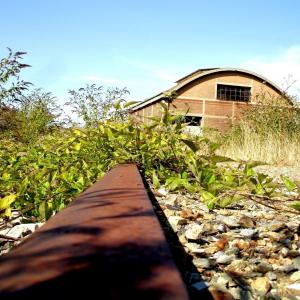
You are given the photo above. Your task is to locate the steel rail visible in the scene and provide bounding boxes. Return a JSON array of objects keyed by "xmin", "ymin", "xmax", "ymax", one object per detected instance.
[{"xmin": 0, "ymin": 164, "xmax": 189, "ymax": 299}]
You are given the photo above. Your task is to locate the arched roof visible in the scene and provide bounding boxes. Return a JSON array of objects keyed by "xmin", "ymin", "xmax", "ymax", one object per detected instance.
[{"xmin": 131, "ymin": 68, "xmax": 286, "ymax": 111}]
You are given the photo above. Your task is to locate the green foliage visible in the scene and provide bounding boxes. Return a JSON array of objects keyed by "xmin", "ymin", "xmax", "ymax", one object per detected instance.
[
  {"xmin": 0, "ymin": 50, "xmax": 63, "ymax": 143},
  {"xmin": 0, "ymin": 48, "xmax": 31, "ymax": 106},
  {"xmin": 1, "ymin": 98, "xmax": 299, "ymax": 221},
  {"xmin": 242, "ymin": 98, "xmax": 300, "ymax": 137},
  {"xmin": 290, "ymin": 201, "xmax": 300, "ymax": 211},
  {"xmin": 0, "ymin": 194, "xmax": 17, "ymax": 217},
  {"xmin": 17, "ymin": 89, "xmax": 63, "ymax": 143},
  {"xmin": 67, "ymin": 84, "xmax": 130, "ymax": 126},
  {"xmin": 1, "ymin": 89, "xmax": 64, "ymax": 143},
  {"xmin": 218, "ymin": 98, "xmax": 300, "ymax": 165},
  {"xmin": 281, "ymin": 176, "xmax": 297, "ymax": 192}
]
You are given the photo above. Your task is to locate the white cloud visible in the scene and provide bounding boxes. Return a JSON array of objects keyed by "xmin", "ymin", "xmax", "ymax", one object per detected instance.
[{"xmin": 240, "ymin": 46, "xmax": 300, "ymax": 99}]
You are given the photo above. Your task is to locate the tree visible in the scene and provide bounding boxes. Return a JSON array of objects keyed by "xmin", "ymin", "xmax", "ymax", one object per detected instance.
[
  {"xmin": 0, "ymin": 48, "xmax": 31, "ymax": 107},
  {"xmin": 1, "ymin": 88, "xmax": 64, "ymax": 142},
  {"xmin": 17, "ymin": 89, "xmax": 64, "ymax": 142},
  {"xmin": 67, "ymin": 84, "xmax": 130, "ymax": 127}
]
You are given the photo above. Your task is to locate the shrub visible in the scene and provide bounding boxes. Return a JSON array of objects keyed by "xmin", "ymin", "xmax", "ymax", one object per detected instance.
[
  {"xmin": 0, "ymin": 48, "xmax": 31, "ymax": 106},
  {"xmin": 1, "ymin": 104, "xmax": 299, "ymax": 221},
  {"xmin": 66, "ymin": 84, "xmax": 130, "ymax": 126},
  {"xmin": 219, "ymin": 98, "xmax": 300, "ymax": 165}
]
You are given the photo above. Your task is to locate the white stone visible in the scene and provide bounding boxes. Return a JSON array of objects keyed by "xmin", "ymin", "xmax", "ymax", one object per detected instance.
[
  {"xmin": 216, "ymin": 215, "xmax": 239, "ymax": 227},
  {"xmin": 165, "ymin": 194, "xmax": 178, "ymax": 206},
  {"xmin": 213, "ymin": 251, "xmax": 235, "ymax": 264},
  {"xmin": 163, "ymin": 209, "xmax": 175, "ymax": 218},
  {"xmin": 216, "ymin": 273, "xmax": 232, "ymax": 286},
  {"xmin": 168, "ymin": 216, "xmax": 187, "ymax": 232},
  {"xmin": 281, "ymin": 247, "xmax": 289, "ymax": 257},
  {"xmin": 294, "ymin": 257, "xmax": 300, "ymax": 270},
  {"xmin": 287, "ymin": 283, "xmax": 300, "ymax": 296},
  {"xmin": 239, "ymin": 228, "xmax": 258, "ymax": 238},
  {"xmin": 157, "ymin": 188, "xmax": 168, "ymax": 196},
  {"xmin": 229, "ymin": 287, "xmax": 242, "ymax": 299},
  {"xmin": 3, "ymin": 223, "xmax": 38, "ymax": 239},
  {"xmin": 251, "ymin": 277, "xmax": 271, "ymax": 296},
  {"xmin": 184, "ymin": 242, "xmax": 202, "ymax": 253},
  {"xmin": 291, "ymin": 271, "xmax": 300, "ymax": 282},
  {"xmin": 185, "ymin": 223, "xmax": 203, "ymax": 240},
  {"xmin": 217, "ymin": 224, "xmax": 226, "ymax": 232},
  {"xmin": 266, "ymin": 272, "xmax": 277, "ymax": 281},
  {"xmin": 193, "ymin": 258, "xmax": 212, "ymax": 269}
]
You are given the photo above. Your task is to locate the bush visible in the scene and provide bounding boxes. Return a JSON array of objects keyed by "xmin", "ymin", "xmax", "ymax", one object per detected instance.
[
  {"xmin": 1, "ymin": 104, "xmax": 300, "ymax": 221},
  {"xmin": 0, "ymin": 48, "xmax": 31, "ymax": 106},
  {"xmin": 0, "ymin": 89, "xmax": 64, "ymax": 143},
  {"xmin": 219, "ymin": 99, "xmax": 300, "ymax": 165},
  {"xmin": 66, "ymin": 84, "xmax": 130, "ymax": 126}
]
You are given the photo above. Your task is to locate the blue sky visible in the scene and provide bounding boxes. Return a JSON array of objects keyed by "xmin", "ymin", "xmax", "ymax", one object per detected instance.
[{"xmin": 1, "ymin": 0, "xmax": 300, "ymax": 103}]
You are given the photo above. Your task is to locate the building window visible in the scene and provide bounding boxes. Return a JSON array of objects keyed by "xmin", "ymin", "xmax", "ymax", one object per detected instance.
[
  {"xmin": 172, "ymin": 115, "xmax": 202, "ymax": 126},
  {"xmin": 184, "ymin": 115, "xmax": 202, "ymax": 126},
  {"xmin": 217, "ymin": 84, "xmax": 251, "ymax": 102}
]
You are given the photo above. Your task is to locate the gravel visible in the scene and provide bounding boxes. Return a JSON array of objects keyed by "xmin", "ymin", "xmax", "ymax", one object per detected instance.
[{"xmin": 154, "ymin": 188, "xmax": 300, "ymax": 299}]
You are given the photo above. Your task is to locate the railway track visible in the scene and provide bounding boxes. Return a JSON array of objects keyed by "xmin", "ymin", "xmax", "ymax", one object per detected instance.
[{"xmin": 0, "ymin": 164, "xmax": 205, "ymax": 299}]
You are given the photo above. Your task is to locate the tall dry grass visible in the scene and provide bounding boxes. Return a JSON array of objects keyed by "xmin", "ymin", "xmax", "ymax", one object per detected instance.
[{"xmin": 216, "ymin": 99, "xmax": 300, "ymax": 166}]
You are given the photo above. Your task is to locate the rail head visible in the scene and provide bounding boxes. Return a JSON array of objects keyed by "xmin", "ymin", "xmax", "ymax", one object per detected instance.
[{"xmin": 0, "ymin": 164, "xmax": 189, "ymax": 300}]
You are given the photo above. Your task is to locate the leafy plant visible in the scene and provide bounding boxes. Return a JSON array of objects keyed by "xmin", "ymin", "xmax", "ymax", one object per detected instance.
[
  {"xmin": 0, "ymin": 48, "xmax": 31, "ymax": 106},
  {"xmin": 66, "ymin": 84, "xmax": 130, "ymax": 127},
  {"xmin": 1, "ymin": 98, "xmax": 299, "ymax": 222},
  {"xmin": 218, "ymin": 96, "xmax": 300, "ymax": 165}
]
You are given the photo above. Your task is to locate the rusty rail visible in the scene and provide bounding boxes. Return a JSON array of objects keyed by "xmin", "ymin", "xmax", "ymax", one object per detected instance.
[{"xmin": 0, "ymin": 164, "xmax": 189, "ymax": 299}]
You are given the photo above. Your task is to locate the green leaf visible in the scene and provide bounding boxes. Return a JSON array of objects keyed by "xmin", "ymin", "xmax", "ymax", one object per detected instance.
[
  {"xmin": 208, "ymin": 142, "xmax": 220, "ymax": 152},
  {"xmin": 165, "ymin": 177, "xmax": 180, "ymax": 191},
  {"xmin": 107, "ymin": 128, "xmax": 115, "ymax": 140},
  {"xmin": 152, "ymin": 170, "xmax": 160, "ymax": 189},
  {"xmin": 39, "ymin": 201, "xmax": 54, "ymax": 220},
  {"xmin": 0, "ymin": 194, "xmax": 17, "ymax": 217},
  {"xmin": 1, "ymin": 173, "xmax": 11, "ymax": 181},
  {"xmin": 281, "ymin": 176, "xmax": 297, "ymax": 192},
  {"xmin": 289, "ymin": 201, "xmax": 300, "ymax": 211},
  {"xmin": 200, "ymin": 190, "xmax": 216, "ymax": 210},
  {"xmin": 224, "ymin": 173, "xmax": 234, "ymax": 183},
  {"xmin": 180, "ymin": 139, "xmax": 199, "ymax": 152},
  {"xmin": 246, "ymin": 161, "xmax": 266, "ymax": 170},
  {"xmin": 257, "ymin": 173, "xmax": 268, "ymax": 183},
  {"xmin": 74, "ymin": 143, "xmax": 81, "ymax": 151},
  {"xmin": 19, "ymin": 177, "xmax": 29, "ymax": 195},
  {"xmin": 73, "ymin": 129, "xmax": 83, "ymax": 136}
]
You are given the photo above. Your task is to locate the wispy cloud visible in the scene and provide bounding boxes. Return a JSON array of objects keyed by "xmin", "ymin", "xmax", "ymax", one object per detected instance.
[{"xmin": 240, "ymin": 46, "xmax": 300, "ymax": 99}]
